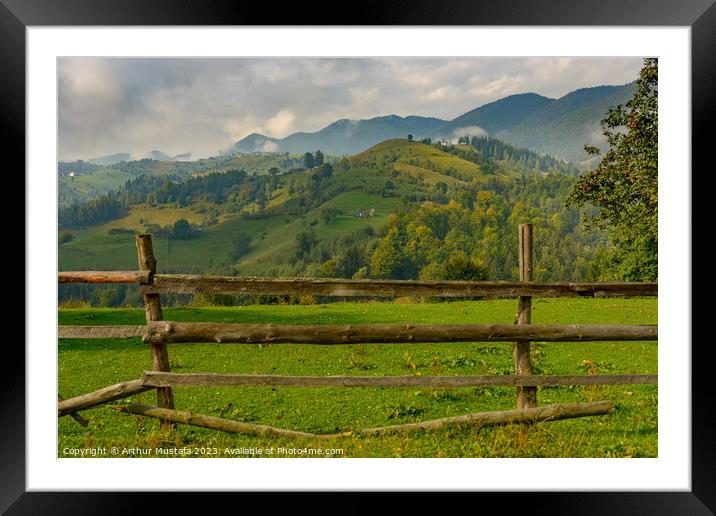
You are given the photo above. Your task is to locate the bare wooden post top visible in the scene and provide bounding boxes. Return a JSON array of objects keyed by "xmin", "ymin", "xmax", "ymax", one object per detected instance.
[
  {"xmin": 136, "ymin": 234, "xmax": 163, "ymax": 322},
  {"xmin": 136, "ymin": 234, "xmax": 158, "ymax": 273}
]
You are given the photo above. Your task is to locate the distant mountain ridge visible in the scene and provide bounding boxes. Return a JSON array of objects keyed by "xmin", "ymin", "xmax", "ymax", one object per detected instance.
[
  {"xmin": 145, "ymin": 150, "xmax": 193, "ymax": 161},
  {"xmin": 84, "ymin": 151, "xmax": 192, "ymax": 165},
  {"xmin": 229, "ymin": 115, "xmax": 445, "ymax": 156},
  {"xmin": 490, "ymin": 84, "xmax": 636, "ymax": 163},
  {"xmin": 88, "ymin": 153, "xmax": 131, "ymax": 166},
  {"xmin": 438, "ymin": 92, "xmax": 554, "ymax": 137},
  {"xmin": 227, "ymin": 82, "xmax": 636, "ymax": 164}
]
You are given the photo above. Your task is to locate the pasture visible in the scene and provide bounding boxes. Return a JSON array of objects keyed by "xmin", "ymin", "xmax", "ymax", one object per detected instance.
[
  {"xmin": 58, "ymin": 297, "xmax": 657, "ymax": 458},
  {"xmin": 59, "ymin": 192, "xmax": 402, "ymax": 275}
]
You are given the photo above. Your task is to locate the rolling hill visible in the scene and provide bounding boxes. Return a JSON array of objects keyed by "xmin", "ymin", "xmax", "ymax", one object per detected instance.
[
  {"xmin": 58, "ymin": 136, "xmax": 613, "ymax": 309},
  {"xmin": 349, "ymin": 139, "xmax": 495, "ymax": 185},
  {"xmin": 59, "ymin": 152, "xmax": 307, "ymax": 207},
  {"xmin": 58, "ymin": 139, "xmax": 505, "ymax": 276}
]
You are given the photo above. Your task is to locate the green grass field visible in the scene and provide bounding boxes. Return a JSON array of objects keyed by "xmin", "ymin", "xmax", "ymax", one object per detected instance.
[
  {"xmin": 59, "ymin": 192, "xmax": 402, "ymax": 274},
  {"xmin": 59, "ymin": 170, "xmax": 136, "ymax": 206},
  {"xmin": 58, "ymin": 298, "xmax": 657, "ymax": 458},
  {"xmin": 352, "ymin": 139, "xmax": 498, "ymax": 185},
  {"xmin": 96, "ymin": 206, "xmax": 208, "ymax": 232},
  {"xmin": 58, "ymin": 142, "xmax": 496, "ymax": 274}
]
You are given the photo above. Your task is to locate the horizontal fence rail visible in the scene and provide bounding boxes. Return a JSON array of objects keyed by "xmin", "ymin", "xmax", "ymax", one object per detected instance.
[
  {"xmin": 140, "ymin": 274, "xmax": 658, "ymax": 298},
  {"xmin": 57, "ymin": 323, "xmax": 658, "ymax": 343},
  {"xmin": 57, "ymin": 322, "xmax": 658, "ymax": 344},
  {"xmin": 115, "ymin": 400, "xmax": 613, "ymax": 438},
  {"xmin": 58, "ymin": 379, "xmax": 152, "ymax": 417},
  {"xmin": 143, "ymin": 321, "xmax": 658, "ymax": 345},
  {"xmin": 58, "ymin": 325, "xmax": 147, "ymax": 339},
  {"xmin": 58, "ymin": 271, "xmax": 152, "ymax": 284},
  {"xmin": 141, "ymin": 371, "xmax": 658, "ymax": 388}
]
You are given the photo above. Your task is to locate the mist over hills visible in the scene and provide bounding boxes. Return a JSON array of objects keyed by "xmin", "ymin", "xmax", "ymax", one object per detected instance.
[
  {"xmin": 227, "ymin": 83, "xmax": 635, "ymax": 164},
  {"xmin": 84, "ymin": 150, "xmax": 193, "ymax": 166},
  {"xmin": 87, "ymin": 153, "xmax": 132, "ymax": 166}
]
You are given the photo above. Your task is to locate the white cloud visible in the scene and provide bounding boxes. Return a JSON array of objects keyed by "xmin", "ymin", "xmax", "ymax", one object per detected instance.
[
  {"xmin": 265, "ymin": 109, "xmax": 296, "ymax": 138},
  {"xmin": 350, "ymin": 86, "xmax": 380, "ymax": 105},
  {"xmin": 426, "ymin": 85, "xmax": 459, "ymax": 101},
  {"xmin": 468, "ymin": 74, "xmax": 526, "ymax": 98},
  {"xmin": 258, "ymin": 140, "xmax": 278, "ymax": 152},
  {"xmin": 58, "ymin": 57, "xmax": 645, "ymax": 161},
  {"xmin": 60, "ymin": 58, "xmax": 121, "ymax": 103}
]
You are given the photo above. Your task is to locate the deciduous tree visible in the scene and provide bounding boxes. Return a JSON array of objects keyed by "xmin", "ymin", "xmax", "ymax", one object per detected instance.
[{"xmin": 566, "ymin": 58, "xmax": 657, "ymax": 281}]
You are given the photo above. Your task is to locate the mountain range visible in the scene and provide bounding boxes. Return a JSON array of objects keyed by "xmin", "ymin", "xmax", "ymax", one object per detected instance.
[{"xmin": 226, "ymin": 83, "xmax": 635, "ymax": 164}]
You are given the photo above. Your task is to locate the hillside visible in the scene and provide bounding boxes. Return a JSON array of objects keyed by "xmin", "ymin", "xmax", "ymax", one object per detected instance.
[
  {"xmin": 349, "ymin": 139, "xmax": 495, "ymax": 185},
  {"xmin": 438, "ymin": 93, "xmax": 553, "ymax": 137},
  {"xmin": 494, "ymin": 83, "xmax": 637, "ymax": 163},
  {"xmin": 58, "ymin": 137, "xmax": 608, "ymax": 308},
  {"xmin": 59, "ymin": 191, "xmax": 401, "ymax": 275},
  {"xmin": 59, "ymin": 152, "xmax": 306, "ymax": 207}
]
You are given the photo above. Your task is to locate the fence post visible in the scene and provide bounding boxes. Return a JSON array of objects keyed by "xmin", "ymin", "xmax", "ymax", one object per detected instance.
[
  {"xmin": 136, "ymin": 234, "xmax": 175, "ymax": 429},
  {"xmin": 514, "ymin": 223, "xmax": 537, "ymax": 408}
]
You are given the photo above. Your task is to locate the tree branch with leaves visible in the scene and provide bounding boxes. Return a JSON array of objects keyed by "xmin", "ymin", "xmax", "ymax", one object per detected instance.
[{"xmin": 566, "ymin": 58, "xmax": 658, "ymax": 281}]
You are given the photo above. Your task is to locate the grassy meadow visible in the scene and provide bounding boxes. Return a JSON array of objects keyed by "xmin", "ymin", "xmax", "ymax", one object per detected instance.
[
  {"xmin": 59, "ymin": 191, "xmax": 402, "ymax": 275},
  {"xmin": 58, "ymin": 297, "xmax": 657, "ymax": 458}
]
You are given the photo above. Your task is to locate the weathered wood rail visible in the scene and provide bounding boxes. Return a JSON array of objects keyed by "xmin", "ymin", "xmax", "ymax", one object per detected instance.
[
  {"xmin": 56, "ymin": 322, "xmax": 657, "ymax": 343},
  {"xmin": 59, "ymin": 270, "xmax": 152, "ymax": 284},
  {"xmin": 59, "ymin": 272, "xmax": 658, "ymax": 298},
  {"xmin": 115, "ymin": 400, "xmax": 613, "ymax": 438},
  {"xmin": 58, "ymin": 325, "xmax": 146, "ymax": 339},
  {"xmin": 57, "ymin": 228, "xmax": 658, "ymax": 441},
  {"xmin": 58, "ymin": 379, "xmax": 152, "ymax": 417},
  {"xmin": 142, "ymin": 371, "xmax": 658, "ymax": 388},
  {"xmin": 141, "ymin": 321, "xmax": 657, "ymax": 345},
  {"xmin": 145, "ymin": 275, "xmax": 657, "ymax": 298}
]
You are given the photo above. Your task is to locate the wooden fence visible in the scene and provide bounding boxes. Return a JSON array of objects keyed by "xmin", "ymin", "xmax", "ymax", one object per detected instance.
[{"xmin": 57, "ymin": 224, "xmax": 658, "ymax": 438}]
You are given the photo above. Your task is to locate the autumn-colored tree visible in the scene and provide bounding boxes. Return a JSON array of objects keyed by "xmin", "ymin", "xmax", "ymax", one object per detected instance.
[{"xmin": 370, "ymin": 226, "xmax": 408, "ymax": 278}]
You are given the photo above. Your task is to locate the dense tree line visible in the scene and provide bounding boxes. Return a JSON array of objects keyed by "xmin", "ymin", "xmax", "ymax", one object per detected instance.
[
  {"xmin": 58, "ymin": 196, "xmax": 128, "ymax": 228},
  {"xmin": 452, "ymin": 136, "xmax": 581, "ymax": 175},
  {"xmin": 59, "ymin": 169, "xmax": 264, "ymax": 227},
  {"xmin": 58, "ymin": 160, "xmax": 102, "ymax": 176}
]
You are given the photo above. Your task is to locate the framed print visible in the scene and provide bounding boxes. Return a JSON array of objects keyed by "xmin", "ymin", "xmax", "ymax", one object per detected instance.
[{"xmin": 5, "ymin": 0, "xmax": 709, "ymax": 512}]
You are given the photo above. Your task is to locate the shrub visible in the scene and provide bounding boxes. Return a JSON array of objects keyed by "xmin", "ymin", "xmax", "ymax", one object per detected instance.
[
  {"xmin": 420, "ymin": 252, "xmax": 488, "ymax": 281},
  {"xmin": 58, "ymin": 230, "xmax": 74, "ymax": 245}
]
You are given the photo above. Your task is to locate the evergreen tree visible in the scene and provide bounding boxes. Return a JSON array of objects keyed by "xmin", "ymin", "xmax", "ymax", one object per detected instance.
[{"xmin": 303, "ymin": 152, "xmax": 316, "ymax": 169}]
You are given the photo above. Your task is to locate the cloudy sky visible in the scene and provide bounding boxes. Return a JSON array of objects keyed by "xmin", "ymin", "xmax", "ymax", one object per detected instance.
[{"xmin": 58, "ymin": 57, "xmax": 644, "ymax": 161}]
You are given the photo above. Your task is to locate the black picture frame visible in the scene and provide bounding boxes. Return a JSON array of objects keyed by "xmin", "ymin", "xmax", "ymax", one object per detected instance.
[{"xmin": 5, "ymin": 0, "xmax": 709, "ymax": 512}]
